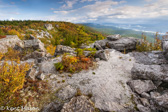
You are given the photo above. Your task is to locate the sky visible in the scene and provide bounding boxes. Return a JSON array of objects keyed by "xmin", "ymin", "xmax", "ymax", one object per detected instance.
[{"xmin": 0, "ymin": 0, "xmax": 168, "ymax": 25}]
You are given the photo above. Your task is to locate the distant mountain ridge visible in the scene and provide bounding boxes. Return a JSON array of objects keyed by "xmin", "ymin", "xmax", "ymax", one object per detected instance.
[{"xmin": 82, "ymin": 23, "xmax": 164, "ymax": 43}]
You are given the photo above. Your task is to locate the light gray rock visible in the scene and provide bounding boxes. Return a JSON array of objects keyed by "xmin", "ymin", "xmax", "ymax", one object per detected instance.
[
  {"xmin": 83, "ymin": 51, "xmax": 91, "ymax": 57},
  {"xmin": 140, "ymin": 98, "xmax": 150, "ymax": 107},
  {"xmin": 0, "ymin": 35, "xmax": 24, "ymax": 53},
  {"xmin": 141, "ymin": 92, "xmax": 151, "ymax": 99},
  {"xmin": 36, "ymin": 73, "xmax": 45, "ymax": 80},
  {"xmin": 56, "ymin": 85, "xmax": 77, "ymax": 101},
  {"xmin": 24, "ymin": 38, "xmax": 46, "ymax": 52},
  {"xmin": 44, "ymin": 24, "xmax": 54, "ymax": 30},
  {"xmin": 107, "ymin": 37, "xmax": 138, "ymax": 51},
  {"xmin": 66, "ymin": 49, "xmax": 136, "ymax": 111},
  {"xmin": 107, "ymin": 34, "xmax": 121, "ymax": 41},
  {"xmin": 41, "ymin": 85, "xmax": 76, "ymax": 112},
  {"xmin": 80, "ymin": 43, "xmax": 94, "ymax": 49},
  {"xmin": 94, "ymin": 42, "xmax": 103, "ymax": 50},
  {"xmin": 54, "ymin": 45, "xmax": 76, "ymax": 56},
  {"xmin": 95, "ymin": 49, "xmax": 110, "ymax": 61},
  {"xmin": 127, "ymin": 80, "xmax": 156, "ymax": 94},
  {"xmin": 22, "ymin": 51, "xmax": 46, "ymax": 60},
  {"xmin": 137, "ymin": 104, "xmax": 151, "ymax": 112},
  {"xmin": 41, "ymin": 101, "xmax": 63, "ymax": 112},
  {"xmin": 26, "ymin": 67, "xmax": 39, "ymax": 80},
  {"xmin": 39, "ymin": 57, "xmax": 62, "ymax": 74},
  {"xmin": 130, "ymin": 51, "xmax": 168, "ymax": 65},
  {"xmin": 94, "ymin": 39, "xmax": 109, "ymax": 49},
  {"xmin": 61, "ymin": 96, "xmax": 95, "ymax": 112},
  {"xmin": 131, "ymin": 63, "xmax": 168, "ymax": 82},
  {"xmin": 150, "ymin": 91, "xmax": 168, "ymax": 110}
]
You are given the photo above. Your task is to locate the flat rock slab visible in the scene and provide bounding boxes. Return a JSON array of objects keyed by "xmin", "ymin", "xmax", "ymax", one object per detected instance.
[
  {"xmin": 66, "ymin": 49, "xmax": 135, "ymax": 111},
  {"xmin": 130, "ymin": 51, "xmax": 168, "ymax": 65}
]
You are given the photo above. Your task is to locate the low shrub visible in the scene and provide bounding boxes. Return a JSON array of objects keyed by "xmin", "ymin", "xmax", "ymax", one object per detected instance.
[
  {"xmin": 136, "ymin": 33, "xmax": 162, "ymax": 52},
  {"xmin": 46, "ymin": 45, "xmax": 56, "ymax": 56},
  {"xmin": 76, "ymin": 48, "xmax": 97, "ymax": 57},
  {"xmin": 0, "ymin": 59, "xmax": 31, "ymax": 107},
  {"xmin": 55, "ymin": 54, "xmax": 93, "ymax": 73}
]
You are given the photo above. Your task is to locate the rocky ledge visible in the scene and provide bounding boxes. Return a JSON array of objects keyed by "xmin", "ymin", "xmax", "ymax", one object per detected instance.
[{"xmin": 1, "ymin": 34, "xmax": 168, "ymax": 112}]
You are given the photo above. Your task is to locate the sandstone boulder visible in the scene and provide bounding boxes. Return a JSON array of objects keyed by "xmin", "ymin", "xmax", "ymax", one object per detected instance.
[
  {"xmin": 39, "ymin": 57, "xmax": 62, "ymax": 74},
  {"xmin": 54, "ymin": 45, "xmax": 76, "ymax": 57},
  {"xmin": 127, "ymin": 80, "xmax": 156, "ymax": 94},
  {"xmin": 131, "ymin": 63, "xmax": 168, "ymax": 82},
  {"xmin": 107, "ymin": 34, "xmax": 121, "ymax": 41},
  {"xmin": 107, "ymin": 37, "xmax": 138, "ymax": 51},
  {"xmin": 130, "ymin": 51, "xmax": 168, "ymax": 65},
  {"xmin": 44, "ymin": 24, "xmax": 54, "ymax": 30},
  {"xmin": 95, "ymin": 49, "xmax": 110, "ymax": 61},
  {"xmin": 0, "ymin": 35, "xmax": 24, "ymax": 53},
  {"xmin": 24, "ymin": 38, "xmax": 46, "ymax": 52}
]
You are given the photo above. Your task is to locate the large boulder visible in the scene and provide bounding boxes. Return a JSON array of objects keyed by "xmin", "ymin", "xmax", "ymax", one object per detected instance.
[
  {"xmin": 95, "ymin": 49, "xmax": 110, "ymax": 61},
  {"xmin": 0, "ymin": 35, "xmax": 24, "ymax": 53},
  {"xmin": 107, "ymin": 37, "xmax": 139, "ymax": 51},
  {"xmin": 127, "ymin": 80, "xmax": 156, "ymax": 94},
  {"xmin": 54, "ymin": 45, "xmax": 76, "ymax": 57},
  {"xmin": 107, "ymin": 34, "xmax": 121, "ymax": 41},
  {"xmin": 44, "ymin": 24, "xmax": 54, "ymax": 30},
  {"xmin": 94, "ymin": 39, "xmax": 109, "ymax": 49},
  {"xmin": 131, "ymin": 63, "xmax": 168, "ymax": 82},
  {"xmin": 39, "ymin": 57, "xmax": 62, "ymax": 74},
  {"xmin": 130, "ymin": 51, "xmax": 168, "ymax": 65},
  {"xmin": 61, "ymin": 96, "xmax": 95, "ymax": 112},
  {"xmin": 24, "ymin": 38, "xmax": 46, "ymax": 52}
]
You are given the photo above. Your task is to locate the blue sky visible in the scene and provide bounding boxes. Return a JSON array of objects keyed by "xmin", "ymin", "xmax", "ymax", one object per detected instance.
[{"xmin": 0, "ymin": 0, "xmax": 168, "ymax": 24}]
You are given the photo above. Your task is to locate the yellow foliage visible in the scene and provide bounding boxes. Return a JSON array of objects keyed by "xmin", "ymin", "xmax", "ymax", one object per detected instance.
[
  {"xmin": 4, "ymin": 48, "xmax": 21, "ymax": 60},
  {"xmin": 55, "ymin": 54, "xmax": 93, "ymax": 73},
  {"xmin": 8, "ymin": 29, "xmax": 20, "ymax": 36},
  {"xmin": 0, "ymin": 59, "xmax": 31, "ymax": 106},
  {"xmin": 46, "ymin": 45, "xmax": 56, "ymax": 55},
  {"xmin": 0, "ymin": 52, "xmax": 3, "ymax": 60}
]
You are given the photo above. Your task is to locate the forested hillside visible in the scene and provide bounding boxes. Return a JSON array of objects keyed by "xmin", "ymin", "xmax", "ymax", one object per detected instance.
[{"xmin": 0, "ymin": 21, "xmax": 105, "ymax": 48}]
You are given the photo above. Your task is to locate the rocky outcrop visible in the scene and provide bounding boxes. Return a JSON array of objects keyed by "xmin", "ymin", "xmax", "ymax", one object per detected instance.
[
  {"xmin": 130, "ymin": 51, "xmax": 167, "ymax": 65},
  {"xmin": 107, "ymin": 37, "xmax": 138, "ymax": 51},
  {"xmin": 95, "ymin": 49, "xmax": 110, "ymax": 61},
  {"xmin": 54, "ymin": 45, "xmax": 76, "ymax": 57},
  {"xmin": 127, "ymin": 80, "xmax": 156, "ymax": 94},
  {"xmin": 44, "ymin": 49, "xmax": 136, "ymax": 111},
  {"xmin": 107, "ymin": 34, "xmax": 121, "ymax": 41},
  {"xmin": 128, "ymin": 50, "xmax": 168, "ymax": 111},
  {"xmin": 24, "ymin": 37, "xmax": 46, "ymax": 52},
  {"xmin": 131, "ymin": 63, "xmax": 168, "ymax": 82},
  {"xmin": 93, "ymin": 35, "xmax": 140, "ymax": 52},
  {"xmin": 44, "ymin": 24, "xmax": 54, "ymax": 30},
  {"xmin": 39, "ymin": 57, "xmax": 62, "ymax": 74},
  {"xmin": 61, "ymin": 96, "xmax": 95, "ymax": 112},
  {"xmin": 0, "ymin": 35, "xmax": 24, "ymax": 53},
  {"xmin": 22, "ymin": 51, "xmax": 46, "ymax": 60}
]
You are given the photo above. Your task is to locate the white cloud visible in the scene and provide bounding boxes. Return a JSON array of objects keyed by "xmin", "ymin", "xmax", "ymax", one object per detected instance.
[
  {"xmin": 62, "ymin": 0, "xmax": 78, "ymax": 9},
  {"xmin": 50, "ymin": 0, "xmax": 168, "ymax": 23}
]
